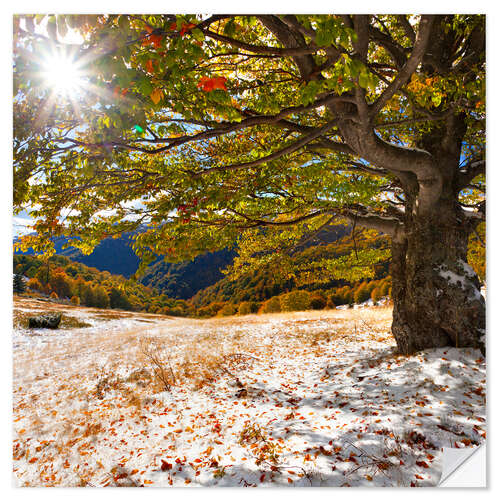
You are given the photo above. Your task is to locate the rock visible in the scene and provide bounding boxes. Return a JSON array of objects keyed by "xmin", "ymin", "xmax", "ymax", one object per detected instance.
[{"xmin": 28, "ymin": 313, "xmax": 62, "ymax": 329}]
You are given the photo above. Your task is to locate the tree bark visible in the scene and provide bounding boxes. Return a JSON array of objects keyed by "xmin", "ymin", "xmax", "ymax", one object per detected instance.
[{"xmin": 390, "ymin": 201, "xmax": 485, "ymax": 355}]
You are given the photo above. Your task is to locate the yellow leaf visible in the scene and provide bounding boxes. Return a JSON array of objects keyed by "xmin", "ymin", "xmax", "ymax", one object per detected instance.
[{"xmin": 150, "ymin": 88, "xmax": 163, "ymax": 104}]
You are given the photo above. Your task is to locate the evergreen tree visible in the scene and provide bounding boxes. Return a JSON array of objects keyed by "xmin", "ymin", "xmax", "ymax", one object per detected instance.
[{"xmin": 13, "ymin": 274, "xmax": 26, "ymax": 294}]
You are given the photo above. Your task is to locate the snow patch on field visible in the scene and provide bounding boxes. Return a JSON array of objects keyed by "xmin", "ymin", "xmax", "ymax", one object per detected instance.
[{"xmin": 12, "ymin": 298, "xmax": 485, "ymax": 487}]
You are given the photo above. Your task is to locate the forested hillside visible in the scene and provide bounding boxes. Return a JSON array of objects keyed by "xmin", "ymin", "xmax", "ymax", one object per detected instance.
[
  {"xmin": 192, "ymin": 230, "xmax": 390, "ymax": 306},
  {"xmin": 13, "ymin": 254, "xmax": 192, "ymax": 316},
  {"xmin": 15, "ymin": 231, "xmax": 234, "ymax": 298},
  {"xmin": 138, "ymin": 248, "xmax": 235, "ymax": 299}
]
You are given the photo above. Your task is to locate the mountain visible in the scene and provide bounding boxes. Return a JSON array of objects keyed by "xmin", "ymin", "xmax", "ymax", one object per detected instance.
[
  {"xmin": 15, "ymin": 233, "xmax": 140, "ymax": 278},
  {"xmin": 13, "ymin": 224, "xmax": 356, "ymax": 301},
  {"xmin": 137, "ymin": 249, "xmax": 235, "ymax": 300},
  {"xmin": 14, "ymin": 232, "xmax": 235, "ymax": 300},
  {"xmin": 58, "ymin": 234, "xmax": 141, "ymax": 278}
]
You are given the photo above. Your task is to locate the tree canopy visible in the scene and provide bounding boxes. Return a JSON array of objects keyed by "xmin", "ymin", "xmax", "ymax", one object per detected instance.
[{"xmin": 13, "ymin": 14, "xmax": 485, "ymax": 352}]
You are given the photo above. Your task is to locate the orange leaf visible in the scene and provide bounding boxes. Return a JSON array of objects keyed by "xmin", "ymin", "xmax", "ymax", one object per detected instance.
[
  {"xmin": 29, "ymin": 457, "xmax": 38, "ymax": 463},
  {"xmin": 416, "ymin": 461, "xmax": 429, "ymax": 468},
  {"xmin": 150, "ymin": 88, "xmax": 163, "ymax": 104},
  {"xmin": 151, "ymin": 34, "xmax": 163, "ymax": 48},
  {"xmin": 161, "ymin": 460, "xmax": 172, "ymax": 471},
  {"xmin": 197, "ymin": 76, "xmax": 227, "ymax": 92},
  {"xmin": 143, "ymin": 479, "xmax": 154, "ymax": 484},
  {"xmin": 146, "ymin": 60, "xmax": 155, "ymax": 74},
  {"xmin": 180, "ymin": 23, "xmax": 196, "ymax": 36}
]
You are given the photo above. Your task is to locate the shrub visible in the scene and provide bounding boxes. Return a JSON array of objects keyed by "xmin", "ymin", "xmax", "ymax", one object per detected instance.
[
  {"xmin": 353, "ymin": 282, "xmax": 371, "ymax": 303},
  {"xmin": 27, "ymin": 277, "xmax": 43, "ymax": 292},
  {"xmin": 343, "ymin": 289, "xmax": 354, "ymax": 305},
  {"xmin": 169, "ymin": 306, "xmax": 186, "ymax": 317},
  {"xmin": 70, "ymin": 295, "xmax": 80, "ymax": 306},
  {"xmin": 260, "ymin": 296, "xmax": 281, "ymax": 314},
  {"xmin": 238, "ymin": 301, "xmax": 254, "ymax": 315},
  {"xmin": 365, "ymin": 281, "xmax": 377, "ymax": 295},
  {"xmin": 280, "ymin": 290, "xmax": 311, "ymax": 312},
  {"xmin": 370, "ymin": 286, "xmax": 382, "ymax": 303},
  {"xmin": 94, "ymin": 285, "xmax": 110, "ymax": 309},
  {"xmin": 380, "ymin": 281, "xmax": 391, "ymax": 297},
  {"xmin": 218, "ymin": 303, "xmax": 238, "ymax": 317},
  {"xmin": 310, "ymin": 294, "xmax": 326, "ymax": 310}
]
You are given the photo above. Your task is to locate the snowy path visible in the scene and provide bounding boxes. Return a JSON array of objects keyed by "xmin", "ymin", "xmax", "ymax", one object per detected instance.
[{"xmin": 12, "ymin": 299, "xmax": 485, "ymax": 487}]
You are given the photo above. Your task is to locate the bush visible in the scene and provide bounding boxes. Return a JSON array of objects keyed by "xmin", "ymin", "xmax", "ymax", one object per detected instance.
[
  {"xmin": 260, "ymin": 296, "xmax": 281, "ymax": 314},
  {"xmin": 280, "ymin": 290, "xmax": 311, "ymax": 312},
  {"xmin": 380, "ymin": 281, "xmax": 391, "ymax": 297},
  {"xmin": 94, "ymin": 285, "xmax": 110, "ymax": 309},
  {"xmin": 218, "ymin": 303, "xmax": 238, "ymax": 317},
  {"xmin": 27, "ymin": 277, "xmax": 43, "ymax": 292},
  {"xmin": 365, "ymin": 281, "xmax": 377, "ymax": 295},
  {"xmin": 343, "ymin": 289, "xmax": 354, "ymax": 305},
  {"xmin": 70, "ymin": 295, "xmax": 81, "ymax": 306},
  {"xmin": 370, "ymin": 286, "xmax": 382, "ymax": 303},
  {"xmin": 353, "ymin": 282, "xmax": 371, "ymax": 303},
  {"xmin": 310, "ymin": 294, "xmax": 326, "ymax": 310},
  {"xmin": 238, "ymin": 301, "xmax": 256, "ymax": 315}
]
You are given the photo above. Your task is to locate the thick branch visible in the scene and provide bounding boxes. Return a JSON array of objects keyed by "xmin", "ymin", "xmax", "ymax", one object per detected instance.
[
  {"xmin": 343, "ymin": 211, "xmax": 406, "ymax": 243},
  {"xmin": 370, "ymin": 15, "xmax": 434, "ymax": 117},
  {"xmin": 256, "ymin": 15, "xmax": 317, "ymax": 80}
]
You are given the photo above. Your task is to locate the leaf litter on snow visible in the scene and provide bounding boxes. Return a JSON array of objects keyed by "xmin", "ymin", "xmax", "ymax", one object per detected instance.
[{"xmin": 12, "ymin": 297, "xmax": 485, "ymax": 487}]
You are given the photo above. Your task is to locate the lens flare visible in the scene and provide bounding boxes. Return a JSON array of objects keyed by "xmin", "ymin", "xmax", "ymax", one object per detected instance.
[{"xmin": 41, "ymin": 50, "xmax": 85, "ymax": 96}]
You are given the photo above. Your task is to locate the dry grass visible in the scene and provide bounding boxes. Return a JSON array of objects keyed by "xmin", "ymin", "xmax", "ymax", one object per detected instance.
[{"xmin": 13, "ymin": 298, "xmax": 397, "ymax": 487}]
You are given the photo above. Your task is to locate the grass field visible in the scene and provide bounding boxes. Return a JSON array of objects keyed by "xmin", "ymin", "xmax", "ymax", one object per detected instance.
[{"xmin": 12, "ymin": 296, "xmax": 485, "ymax": 487}]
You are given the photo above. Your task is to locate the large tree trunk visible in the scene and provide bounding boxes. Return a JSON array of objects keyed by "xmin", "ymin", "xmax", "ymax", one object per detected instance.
[{"xmin": 390, "ymin": 201, "xmax": 485, "ymax": 355}]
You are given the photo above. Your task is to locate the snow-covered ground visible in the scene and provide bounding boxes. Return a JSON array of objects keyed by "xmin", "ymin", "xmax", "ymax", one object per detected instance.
[{"xmin": 12, "ymin": 297, "xmax": 485, "ymax": 487}]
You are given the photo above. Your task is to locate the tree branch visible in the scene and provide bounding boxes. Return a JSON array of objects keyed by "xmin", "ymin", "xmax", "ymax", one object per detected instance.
[
  {"xmin": 192, "ymin": 120, "xmax": 339, "ymax": 177},
  {"xmin": 370, "ymin": 15, "xmax": 435, "ymax": 117},
  {"xmin": 458, "ymin": 160, "xmax": 485, "ymax": 188}
]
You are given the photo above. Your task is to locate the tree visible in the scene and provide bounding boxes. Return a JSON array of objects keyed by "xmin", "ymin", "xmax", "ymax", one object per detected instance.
[
  {"xmin": 13, "ymin": 14, "xmax": 485, "ymax": 353},
  {"xmin": 109, "ymin": 287, "xmax": 132, "ymax": 310},
  {"xmin": 13, "ymin": 274, "xmax": 26, "ymax": 294},
  {"xmin": 353, "ymin": 281, "xmax": 371, "ymax": 303},
  {"xmin": 260, "ymin": 296, "xmax": 281, "ymax": 314},
  {"xmin": 82, "ymin": 284, "xmax": 96, "ymax": 307},
  {"xmin": 310, "ymin": 294, "xmax": 327, "ymax": 309},
  {"xmin": 94, "ymin": 285, "xmax": 111, "ymax": 308},
  {"xmin": 280, "ymin": 290, "xmax": 311, "ymax": 311},
  {"xmin": 371, "ymin": 286, "xmax": 382, "ymax": 303},
  {"xmin": 49, "ymin": 270, "xmax": 73, "ymax": 299},
  {"xmin": 27, "ymin": 277, "xmax": 43, "ymax": 292}
]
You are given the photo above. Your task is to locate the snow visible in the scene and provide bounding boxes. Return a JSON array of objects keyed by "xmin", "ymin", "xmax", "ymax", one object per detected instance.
[
  {"xmin": 437, "ymin": 263, "xmax": 484, "ymax": 303},
  {"xmin": 12, "ymin": 298, "xmax": 486, "ymax": 487}
]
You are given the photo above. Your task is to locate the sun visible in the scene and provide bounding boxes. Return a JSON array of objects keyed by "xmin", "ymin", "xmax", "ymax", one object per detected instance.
[{"xmin": 41, "ymin": 50, "xmax": 86, "ymax": 96}]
